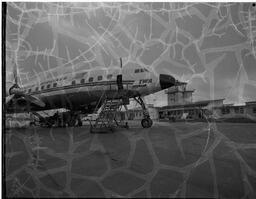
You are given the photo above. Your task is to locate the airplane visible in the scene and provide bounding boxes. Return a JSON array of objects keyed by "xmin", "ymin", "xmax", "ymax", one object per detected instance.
[{"xmin": 5, "ymin": 58, "xmax": 178, "ymax": 128}]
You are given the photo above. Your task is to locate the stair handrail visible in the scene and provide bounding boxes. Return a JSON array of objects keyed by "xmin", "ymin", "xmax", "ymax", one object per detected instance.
[{"xmin": 93, "ymin": 89, "xmax": 107, "ymax": 114}]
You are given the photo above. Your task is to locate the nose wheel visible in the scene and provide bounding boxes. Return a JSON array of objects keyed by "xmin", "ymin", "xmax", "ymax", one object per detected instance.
[
  {"xmin": 134, "ymin": 96, "xmax": 153, "ymax": 128},
  {"xmin": 141, "ymin": 118, "xmax": 153, "ymax": 128}
]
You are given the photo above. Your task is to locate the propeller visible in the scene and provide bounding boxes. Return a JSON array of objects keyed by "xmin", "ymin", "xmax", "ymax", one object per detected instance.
[{"xmin": 6, "ymin": 62, "xmax": 45, "ymax": 108}]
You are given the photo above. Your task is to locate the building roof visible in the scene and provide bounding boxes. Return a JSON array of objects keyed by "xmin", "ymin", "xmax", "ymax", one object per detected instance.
[
  {"xmin": 157, "ymin": 99, "xmax": 225, "ymax": 110},
  {"xmin": 245, "ymin": 101, "xmax": 256, "ymax": 105},
  {"xmin": 166, "ymin": 89, "xmax": 195, "ymax": 94},
  {"xmin": 222, "ymin": 103, "xmax": 234, "ymax": 106}
]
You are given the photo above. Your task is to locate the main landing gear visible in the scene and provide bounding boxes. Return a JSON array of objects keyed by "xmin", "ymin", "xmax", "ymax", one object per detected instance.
[
  {"xmin": 53, "ymin": 111, "xmax": 82, "ymax": 127},
  {"xmin": 67, "ymin": 112, "xmax": 82, "ymax": 127},
  {"xmin": 134, "ymin": 96, "xmax": 153, "ymax": 128}
]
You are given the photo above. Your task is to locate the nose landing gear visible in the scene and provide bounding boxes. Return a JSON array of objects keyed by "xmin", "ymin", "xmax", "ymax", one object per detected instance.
[
  {"xmin": 134, "ymin": 96, "xmax": 153, "ymax": 128},
  {"xmin": 141, "ymin": 118, "xmax": 153, "ymax": 128}
]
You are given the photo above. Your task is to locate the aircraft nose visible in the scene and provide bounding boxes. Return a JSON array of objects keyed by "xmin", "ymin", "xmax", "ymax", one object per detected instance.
[{"xmin": 159, "ymin": 74, "xmax": 176, "ymax": 89}]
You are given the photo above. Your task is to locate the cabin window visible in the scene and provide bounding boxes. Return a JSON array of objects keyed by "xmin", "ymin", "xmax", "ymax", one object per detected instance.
[
  {"xmin": 53, "ymin": 83, "xmax": 57, "ymax": 87},
  {"xmin": 89, "ymin": 77, "xmax": 93, "ymax": 82},
  {"xmin": 234, "ymin": 107, "xmax": 239, "ymax": 113},
  {"xmin": 239, "ymin": 107, "xmax": 244, "ymax": 114},
  {"xmin": 35, "ymin": 87, "xmax": 38, "ymax": 91},
  {"xmin": 107, "ymin": 74, "xmax": 112, "ymax": 79},
  {"xmin": 72, "ymin": 80, "xmax": 76, "ymax": 85},
  {"xmin": 135, "ymin": 68, "xmax": 149, "ymax": 73},
  {"xmin": 98, "ymin": 75, "xmax": 103, "ymax": 81},
  {"xmin": 80, "ymin": 79, "xmax": 85, "ymax": 84},
  {"xmin": 47, "ymin": 84, "xmax": 51, "ymax": 89},
  {"xmin": 41, "ymin": 86, "xmax": 44, "ymax": 90},
  {"xmin": 28, "ymin": 89, "xmax": 31, "ymax": 93}
]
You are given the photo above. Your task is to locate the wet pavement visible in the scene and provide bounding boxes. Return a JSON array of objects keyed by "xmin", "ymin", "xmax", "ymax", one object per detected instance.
[{"xmin": 4, "ymin": 121, "xmax": 256, "ymax": 198}]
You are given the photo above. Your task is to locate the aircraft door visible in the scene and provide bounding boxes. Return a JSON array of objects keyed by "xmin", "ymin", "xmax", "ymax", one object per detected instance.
[{"xmin": 117, "ymin": 74, "xmax": 123, "ymax": 90}]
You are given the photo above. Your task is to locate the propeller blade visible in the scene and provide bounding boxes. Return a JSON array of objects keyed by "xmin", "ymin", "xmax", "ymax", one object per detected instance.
[
  {"xmin": 6, "ymin": 94, "xmax": 15, "ymax": 104},
  {"xmin": 24, "ymin": 94, "xmax": 45, "ymax": 107},
  {"xmin": 13, "ymin": 62, "xmax": 18, "ymax": 85}
]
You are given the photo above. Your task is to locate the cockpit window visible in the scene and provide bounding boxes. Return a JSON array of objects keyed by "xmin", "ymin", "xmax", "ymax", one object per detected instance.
[
  {"xmin": 41, "ymin": 86, "xmax": 44, "ymax": 90},
  {"xmin": 72, "ymin": 80, "xmax": 76, "ymax": 85},
  {"xmin": 53, "ymin": 83, "xmax": 57, "ymax": 87},
  {"xmin": 47, "ymin": 84, "xmax": 51, "ymax": 89},
  {"xmin": 98, "ymin": 76, "xmax": 103, "ymax": 81},
  {"xmin": 89, "ymin": 77, "xmax": 93, "ymax": 82},
  {"xmin": 135, "ymin": 68, "xmax": 149, "ymax": 73},
  {"xmin": 135, "ymin": 69, "xmax": 140, "ymax": 73},
  {"xmin": 107, "ymin": 74, "xmax": 113, "ymax": 79},
  {"xmin": 35, "ymin": 87, "xmax": 39, "ymax": 91},
  {"xmin": 80, "ymin": 79, "xmax": 85, "ymax": 84}
]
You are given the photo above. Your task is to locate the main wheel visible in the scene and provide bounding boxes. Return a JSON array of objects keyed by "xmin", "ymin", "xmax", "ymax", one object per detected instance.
[
  {"xmin": 141, "ymin": 118, "xmax": 153, "ymax": 128},
  {"xmin": 68, "ymin": 118, "xmax": 76, "ymax": 127},
  {"xmin": 77, "ymin": 119, "xmax": 82, "ymax": 126}
]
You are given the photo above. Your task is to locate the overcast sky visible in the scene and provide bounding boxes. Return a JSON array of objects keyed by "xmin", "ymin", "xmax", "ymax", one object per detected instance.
[{"xmin": 5, "ymin": 2, "xmax": 256, "ymax": 106}]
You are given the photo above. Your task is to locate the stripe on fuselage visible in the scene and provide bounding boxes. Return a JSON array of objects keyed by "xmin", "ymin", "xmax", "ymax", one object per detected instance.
[{"xmin": 30, "ymin": 80, "xmax": 135, "ymax": 96}]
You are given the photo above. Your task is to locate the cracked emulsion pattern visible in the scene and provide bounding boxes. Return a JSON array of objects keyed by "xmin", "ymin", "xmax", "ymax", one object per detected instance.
[
  {"xmin": 5, "ymin": 122, "xmax": 256, "ymax": 198},
  {"xmin": 4, "ymin": 2, "xmax": 256, "ymax": 198},
  {"xmin": 5, "ymin": 2, "xmax": 256, "ymax": 104}
]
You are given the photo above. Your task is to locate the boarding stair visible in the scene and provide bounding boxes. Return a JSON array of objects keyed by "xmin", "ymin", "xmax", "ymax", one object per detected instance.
[{"xmin": 89, "ymin": 94, "xmax": 129, "ymax": 133}]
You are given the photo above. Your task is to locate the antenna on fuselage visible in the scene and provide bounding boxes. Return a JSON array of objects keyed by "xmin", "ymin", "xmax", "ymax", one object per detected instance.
[{"xmin": 120, "ymin": 57, "xmax": 122, "ymax": 68}]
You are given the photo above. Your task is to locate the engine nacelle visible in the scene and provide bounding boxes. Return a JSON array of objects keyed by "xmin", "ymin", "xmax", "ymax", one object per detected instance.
[
  {"xmin": 16, "ymin": 97, "xmax": 28, "ymax": 107},
  {"xmin": 6, "ymin": 83, "xmax": 25, "ymax": 97}
]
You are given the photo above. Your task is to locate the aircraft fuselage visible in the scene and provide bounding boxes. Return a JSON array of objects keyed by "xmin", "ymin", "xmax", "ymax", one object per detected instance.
[{"xmin": 6, "ymin": 64, "xmax": 176, "ymax": 113}]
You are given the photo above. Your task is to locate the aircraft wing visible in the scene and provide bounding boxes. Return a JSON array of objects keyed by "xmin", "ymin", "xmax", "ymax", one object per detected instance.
[{"xmin": 5, "ymin": 94, "xmax": 45, "ymax": 113}]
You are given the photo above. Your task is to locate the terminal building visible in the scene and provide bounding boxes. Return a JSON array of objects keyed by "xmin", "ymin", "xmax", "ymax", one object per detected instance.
[
  {"xmin": 125, "ymin": 83, "xmax": 256, "ymax": 121},
  {"xmin": 213, "ymin": 101, "xmax": 256, "ymax": 120}
]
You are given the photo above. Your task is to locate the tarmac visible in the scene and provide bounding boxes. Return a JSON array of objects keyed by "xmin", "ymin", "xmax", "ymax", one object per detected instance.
[{"xmin": 4, "ymin": 121, "xmax": 256, "ymax": 198}]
